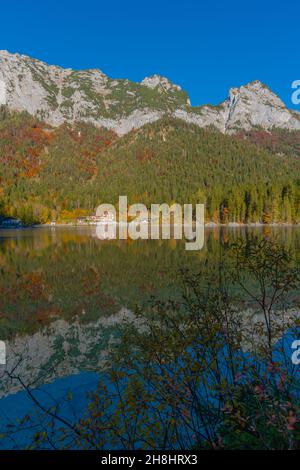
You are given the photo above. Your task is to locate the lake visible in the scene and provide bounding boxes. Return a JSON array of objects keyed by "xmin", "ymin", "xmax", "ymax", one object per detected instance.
[{"xmin": 0, "ymin": 226, "xmax": 299, "ymax": 448}]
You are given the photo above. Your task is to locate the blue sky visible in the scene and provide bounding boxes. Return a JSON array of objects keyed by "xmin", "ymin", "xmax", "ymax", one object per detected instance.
[{"xmin": 1, "ymin": 0, "xmax": 299, "ymax": 108}]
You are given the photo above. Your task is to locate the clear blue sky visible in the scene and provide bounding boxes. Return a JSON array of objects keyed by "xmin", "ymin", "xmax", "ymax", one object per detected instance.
[{"xmin": 1, "ymin": 0, "xmax": 299, "ymax": 108}]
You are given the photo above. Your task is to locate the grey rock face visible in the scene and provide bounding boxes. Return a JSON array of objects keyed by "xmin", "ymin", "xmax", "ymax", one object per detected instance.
[
  {"xmin": 1, "ymin": 50, "xmax": 299, "ymax": 135},
  {"xmin": 0, "ymin": 308, "xmax": 135, "ymax": 397},
  {"xmin": 141, "ymin": 74, "xmax": 182, "ymax": 92},
  {"xmin": 223, "ymin": 81, "xmax": 300, "ymax": 132}
]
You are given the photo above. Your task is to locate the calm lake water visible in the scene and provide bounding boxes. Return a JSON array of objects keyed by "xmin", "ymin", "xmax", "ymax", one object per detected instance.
[{"xmin": 0, "ymin": 226, "xmax": 299, "ymax": 448}]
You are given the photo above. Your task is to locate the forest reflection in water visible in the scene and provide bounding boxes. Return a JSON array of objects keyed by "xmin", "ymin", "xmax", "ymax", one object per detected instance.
[{"xmin": 0, "ymin": 226, "xmax": 299, "ymax": 449}]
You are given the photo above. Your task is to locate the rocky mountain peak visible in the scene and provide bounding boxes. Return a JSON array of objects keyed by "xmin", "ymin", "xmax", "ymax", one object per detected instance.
[
  {"xmin": 141, "ymin": 74, "xmax": 182, "ymax": 92},
  {"xmin": 228, "ymin": 80, "xmax": 285, "ymax": 108},
  {"xmin": 222, "ymin": 80, "xmax": 300, "ymax": 132}
]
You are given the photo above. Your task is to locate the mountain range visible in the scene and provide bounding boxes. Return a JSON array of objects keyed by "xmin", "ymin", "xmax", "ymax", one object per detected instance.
[
  {"xmin": 1, "ymin": 50, "xmax": 300, "ymax": 135},
  {"xmin": 0, "ymin": 51, "xmax": 300, "ymax": 225}
]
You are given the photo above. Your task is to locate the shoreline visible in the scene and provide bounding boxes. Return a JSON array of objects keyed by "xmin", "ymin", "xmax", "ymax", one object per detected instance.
[
  {"xmin": 42, "ymin": 221, "xmax": 299, "ymax": 227},
  {"xmin": 1, "ymin": 222, "xmax": 300, "ymax": 231},
  {"xmin": 18, "ymin": 222, "xmax": 300, "ymax": 228}
]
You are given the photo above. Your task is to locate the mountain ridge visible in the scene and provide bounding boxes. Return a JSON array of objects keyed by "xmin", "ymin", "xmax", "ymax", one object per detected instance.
[{"xmin": 1, "ymin": 50, "xmax": 299, "ymax": 135}]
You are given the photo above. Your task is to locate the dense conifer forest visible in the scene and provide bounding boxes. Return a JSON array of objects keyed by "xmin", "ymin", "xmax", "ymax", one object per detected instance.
[{"xmin": 0, "ymin": 106, "xmax": 299, "ymax": 224}]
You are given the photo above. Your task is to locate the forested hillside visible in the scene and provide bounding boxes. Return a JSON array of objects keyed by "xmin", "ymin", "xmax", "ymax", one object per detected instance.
[{"xmin": 0, "ymin": 106, "xmax": 299, "ymax": 224}]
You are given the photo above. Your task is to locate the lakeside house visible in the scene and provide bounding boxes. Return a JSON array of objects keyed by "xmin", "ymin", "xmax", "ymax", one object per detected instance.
[
  {"xmin": 98, "ymin": 210, "xmax": 115, "ymax": 223},
  {"xmin": 77, "ymin": 211, "xmax": 116, "ymax": 225}
]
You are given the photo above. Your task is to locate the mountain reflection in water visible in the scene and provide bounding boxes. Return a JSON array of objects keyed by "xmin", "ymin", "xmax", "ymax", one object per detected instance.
[{"xmin": 0, "ymin": 226, "xmax": 299, "ymax": 448}]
